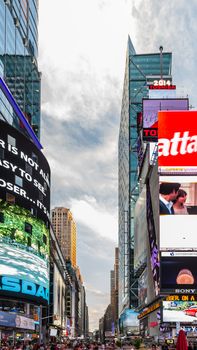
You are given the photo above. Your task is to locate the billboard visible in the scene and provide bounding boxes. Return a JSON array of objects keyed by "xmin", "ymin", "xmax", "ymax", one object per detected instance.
[
  {"xmin": 138, "ymin": 268, "xmax": 148, "ymax": 307},
  {"xmin": 162, "ymin": 301, "xmax": 197, "ymax": 323},
  {"xmin": 160, "ymin": 255, "xmax": 197, "ymax": 292},
  {"xmin": 0, "ymin": 120, "xmax": 50, "ymax": 223},
  {"xmin": 0, "ymin": 311, "xmax": 35, "ymax": 330},
  {"xmin": 143, "ymin": 99, "xmax": 188, "ymax": 142},
  {"xmin": 134, "ymin": 187, "xmax": 147, "ymax": 273},
  {"xmin": 0, "ymin": 200, "xmax": 49, "ymax": 304},
  {"xmin": 160, "ymin": 215, "xmax": 197, "ymax": 250},
  {"xmin": 158, "ymin": 111, "xmax": 197, "ymax": 175}
]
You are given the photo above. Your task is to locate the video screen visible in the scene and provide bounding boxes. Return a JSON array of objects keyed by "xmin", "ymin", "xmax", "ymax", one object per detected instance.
[
  {"xmin": 160, "ymin": 256, "xmax": 197, "ymax": 291},
  {"xmin": 163, "ymin": 301, "xmax": 197, "ymax": 323},
  {"xmin": 0, "ymin": 120, "xmax": 50, "ymax": 224},
  {"xmin": 159, "ymin": 176, "xmax": 197, "ymax": 216},
  {"xmin": 143, "ymin": 99, "xmax": 188, "ymax": 141},
  {"xmin": 160, "ymin": 215, "xmax": 197, "ymax": 250},
  {"xmin": 0, "ymin": 200, "xmax": 49, "ymax": 303}
]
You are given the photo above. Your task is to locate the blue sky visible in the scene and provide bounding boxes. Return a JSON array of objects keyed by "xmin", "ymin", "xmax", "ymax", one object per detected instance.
[{"xmin": 38, "ymin": 0, "xmax": 197, "ymax": 330}]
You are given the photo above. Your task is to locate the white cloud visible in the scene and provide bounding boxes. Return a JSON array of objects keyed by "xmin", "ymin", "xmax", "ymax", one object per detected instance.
[{"xmin": 70, "ymin": 196, "xmax": 118, "ymax": 243}]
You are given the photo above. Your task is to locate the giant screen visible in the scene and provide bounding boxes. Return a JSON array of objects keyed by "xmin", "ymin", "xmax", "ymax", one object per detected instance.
[
  {"xmin": 158, "ymin": 111, "xmax": 197, "ymax": 296},
  {"xmin": 0, "ymin": 121, "xmax": 50, "ymax": 304}
]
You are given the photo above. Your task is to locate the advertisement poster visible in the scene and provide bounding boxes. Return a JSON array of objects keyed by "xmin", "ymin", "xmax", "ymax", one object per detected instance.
[
  {"xmin": 143, "ymin": 99, "xmax": 188, "ymax": 141},
  {"xmin": 160, "ymin": 256, "xmax": 197, "ymax": 292},
  {"xmin": 158, "ymin": 111, "xmax": 197, "ymax": 175},
  {"xmin": 163, "ymin": 301, "xmax": 197, "ymax": 323}
]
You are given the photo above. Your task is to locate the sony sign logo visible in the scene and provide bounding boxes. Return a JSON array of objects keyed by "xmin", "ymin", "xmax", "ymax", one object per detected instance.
[
  {"xmin": 0, "ymin": 276, "xmax": 49, "ymax": 301},
  {"xmin": 175, "ymin": 289, "xmax": 195, "ymax": 293}
]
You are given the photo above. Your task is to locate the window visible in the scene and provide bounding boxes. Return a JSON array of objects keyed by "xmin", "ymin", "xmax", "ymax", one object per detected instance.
[
  {"xmin": 7, "ymin": 135, "xmax": 16, "ymax": 147},
  {"xmin": 25, "ymin": 222, "xmax": 32, "ymax": 234},
  {"xmin": 15, "ymin": 175, "xmax": 23, "ymax": 187}
]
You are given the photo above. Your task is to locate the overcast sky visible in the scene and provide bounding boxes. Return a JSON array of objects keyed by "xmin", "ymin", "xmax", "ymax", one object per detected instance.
[{"xmin": 38, "ymin": 0, "xmax": 197, "ymax": 331}]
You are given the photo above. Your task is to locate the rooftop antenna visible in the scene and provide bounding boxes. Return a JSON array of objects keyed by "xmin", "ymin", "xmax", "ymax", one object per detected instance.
[{"xmin": 159, "ymin": 46, "xmax": 163, "ymax": 79}]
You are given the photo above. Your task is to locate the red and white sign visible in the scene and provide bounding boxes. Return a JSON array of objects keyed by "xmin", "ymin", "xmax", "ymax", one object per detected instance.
[{"xmin": 158, "ymin": 111, "xmax": 197, "ymax": 173}]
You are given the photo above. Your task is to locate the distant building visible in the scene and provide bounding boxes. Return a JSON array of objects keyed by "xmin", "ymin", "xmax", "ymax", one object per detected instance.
[{"xmin": 51, "ymin": 207, "xmax": 77, "ymax": 267}]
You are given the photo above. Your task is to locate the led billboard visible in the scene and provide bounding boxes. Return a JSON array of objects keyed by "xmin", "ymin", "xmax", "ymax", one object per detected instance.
[
  {"xmin": 160, "ymin": 256, "xmax": 197, "ymax": 292},
  {"xmin": 158, "ymin": 111, "xmax": 197, "ymax": 175},
  {"xmin": 0, "ymin": 120, "xmax": 50, "ymax": 223},
  {"xmin": 159, "ymin": 176, "xmax": 197, "ymax": 215},
  {"xmin": 162, "ymin": 301, "xmax": 197, "ymax": 323},
  {"xmin": 0, "ymin": 200, "xmax": 49, "ymax": 304},
  {"xmin": 134, "ymin": 187, "xmax": 147, "ymax": 273},
  {"xmin": 160, "ymin": 215, "xmax": 197, "ymax": 250},
  {"xmin": 138, "ymin": 268, "xmax": 148, "ymax": 307},
  {"xmin": 143, "ymin": 99, "xmax": 188, "ymax": 141}
]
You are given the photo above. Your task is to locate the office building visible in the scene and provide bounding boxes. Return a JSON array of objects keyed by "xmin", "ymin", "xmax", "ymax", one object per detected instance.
[
  {"xmin": 51, "ymin": 207, "xmax": 77, "ymax": 268},
  {"xmin": 0, "ymin": 0, "xmax": 41, "ymax": 137},
  {"xmin": 118, "ymin": 36, "xmax": 172, "ymax": 330}
]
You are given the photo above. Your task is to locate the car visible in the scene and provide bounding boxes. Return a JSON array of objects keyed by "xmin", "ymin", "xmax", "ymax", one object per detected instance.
[{"xmin": 184, "ymin": 305, "xmax": 197, "ymax": 317}]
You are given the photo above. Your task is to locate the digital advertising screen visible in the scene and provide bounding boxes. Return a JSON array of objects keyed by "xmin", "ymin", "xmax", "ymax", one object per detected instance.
[
  {"xmin": 159, "ymin": 176, "xmax": 197, "ymax": 215},
  {"xmin": 0, "ymin": 200, "xmax": 49, "ymax": 304},
  {"xmin": 134, "ymin": 187, "xmax": 147, "ymax": 273},
  {"xmin": 143, "ymin": 99, "xmax": 188, "ymax": 142},
  {"xmin": 158, "ymin": 110, "xmax": 197, "ymax": 175},
  {"xmin": 0, "ymin": 120, "xmax": 50, "ymax": 223},
  {"xmin": 162, "ymin": 301, "xmax": 197, "ymax": 323},
  {"xmin": 160, "ymin": 215, "xmax": 197, "ymax": 250},
  {"xmin": 160, "ymin": 256, "xmax": 197, "ymax": 292},
  {"xmin": 138, "ymin": 268, "xmax": 148, "ymax": 307}
]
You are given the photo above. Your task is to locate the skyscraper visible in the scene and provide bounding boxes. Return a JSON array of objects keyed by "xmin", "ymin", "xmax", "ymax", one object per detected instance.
[
  {"xmin": 0, "ymin": 0, "xmax": 41, "ymax": 137},
  {"xmin": 51, "ymin": 207, "xmax": 77, "ymax": 267},
  {"xmin": 118, "ymin": 36, "xmax": 172, "ymax": 326}
]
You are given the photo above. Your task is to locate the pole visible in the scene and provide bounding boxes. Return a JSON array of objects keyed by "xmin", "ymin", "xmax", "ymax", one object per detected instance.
[
  {"xmin": 159, "ymin": 46, "xmax": 163, "ymax": 79},
  {"xmin": 39, "ymin": 305, "xmax": 42, "ymax": 344}
]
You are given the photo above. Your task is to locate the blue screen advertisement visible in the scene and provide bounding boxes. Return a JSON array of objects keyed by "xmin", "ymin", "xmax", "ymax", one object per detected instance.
[{"xmin": 0, "ymin": 200, "xmax": 49, "ymax": 304}]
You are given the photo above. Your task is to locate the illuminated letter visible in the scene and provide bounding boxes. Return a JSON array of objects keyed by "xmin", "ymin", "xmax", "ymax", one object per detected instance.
[
  {"xmin": 2, "ymin": 277, "xmax": 20, "ymax": 292},
  {"xmin": 158, "ymin": 138, "xmax": 170, "ymax": 157},
  {"xmin": 170, "ymin": 132, "xmax": 181, "ymax": 155},
  {"xmin": 22, "ymin": 280, "xmax": 36, "ymax": 296},
  {"xmin": 187, "ymin": 136, "xmax": 197, "ymax": 154}
]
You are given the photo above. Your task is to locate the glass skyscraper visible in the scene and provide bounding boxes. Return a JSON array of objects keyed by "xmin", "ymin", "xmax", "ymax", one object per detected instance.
[
  {"xmin": 118, "ymin": 36, "xmax": 172, "ymax": 324},
  {"xmin": 0, "ymin": 0, "xmax": 41, "ymax": 138}
]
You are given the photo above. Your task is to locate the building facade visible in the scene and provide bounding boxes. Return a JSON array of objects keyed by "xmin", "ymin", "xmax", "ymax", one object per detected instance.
[
  {"xmin": 51, "ymin": 207, "xmax": 77, "ymax": 268},
  {"xmin": 0, "ymin": 0, "xmax": 41, "ymax": 137},
  {"xmin": 118, "ymin": 36, "xmax": 172, "ymax": 329}
]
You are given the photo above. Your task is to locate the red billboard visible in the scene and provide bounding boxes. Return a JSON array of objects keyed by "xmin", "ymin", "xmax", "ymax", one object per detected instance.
[{"xmin": 158, "ymin": 111, "xmax": 197, "ymax": 174}]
